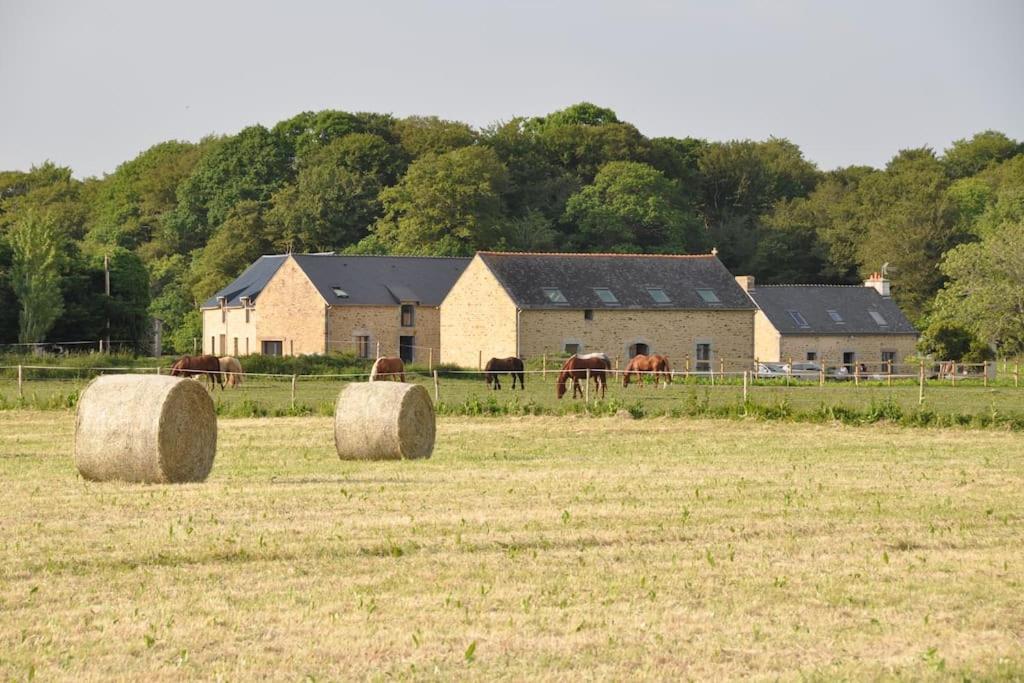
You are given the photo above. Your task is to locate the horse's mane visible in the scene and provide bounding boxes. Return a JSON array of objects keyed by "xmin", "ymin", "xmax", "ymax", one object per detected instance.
[{"xmin": 369, "ymin": 357, "xmax": 381, "ymax": 381}]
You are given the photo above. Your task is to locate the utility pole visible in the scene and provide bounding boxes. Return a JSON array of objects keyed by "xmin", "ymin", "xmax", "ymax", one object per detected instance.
[{"xmin": 104, "ymin": 254, "xmax": 111, "ymax": 353}]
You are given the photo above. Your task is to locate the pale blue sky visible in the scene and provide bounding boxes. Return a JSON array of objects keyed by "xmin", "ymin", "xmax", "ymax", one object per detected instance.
[{"xmin": 1, "ymin": 0, "xmax": 1021, "ymax": 178}]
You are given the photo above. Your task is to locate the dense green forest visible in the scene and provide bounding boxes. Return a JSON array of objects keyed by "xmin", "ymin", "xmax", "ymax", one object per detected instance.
[{"xmin": 0, "ymin": 103, "xmax": 1021, "ymax": 358}]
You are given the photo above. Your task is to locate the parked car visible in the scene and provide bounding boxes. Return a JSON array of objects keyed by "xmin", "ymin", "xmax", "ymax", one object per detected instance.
[
  {"xmin": 756, "ymin": 362, "xmax": 789, "ymax": 378},
  {"xmin": 789, "ymin": 362, "xmax": 825, "ymax": 379}
]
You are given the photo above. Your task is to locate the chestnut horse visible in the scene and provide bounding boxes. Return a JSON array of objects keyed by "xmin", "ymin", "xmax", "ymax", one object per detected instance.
[
  {"xmin": 369, "ymin": 356, "xmax": 405, "ymax": 382},
  {"xmin": 623, "ymin": 354, "xmax": 672, "ymax": 387},
  {"xmin": 556, "ymin": 353, "xmax": 610, "ymax": 399},
  {"xmin": 484, "ymin": 356, "xmax": 525, "ymax": 390},
  {"xmin": 170, "ymin": 354, "xmax": 223, "ymax": 390}
]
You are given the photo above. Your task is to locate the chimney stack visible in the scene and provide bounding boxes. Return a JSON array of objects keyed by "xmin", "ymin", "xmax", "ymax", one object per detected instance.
[
  {"xmin": 864, "ymin": 272, "xmax": 890, "ymax": 298},
  {"xmin": 735, "ymin": 275, "xmax": 755, "ymax": 292}
]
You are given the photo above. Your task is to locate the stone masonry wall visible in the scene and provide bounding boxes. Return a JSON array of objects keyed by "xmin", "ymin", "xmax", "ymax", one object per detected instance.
[
  {"xmin": 776, "ymin": 334, "xmax": 920, "ymax": 371},
  {"xmin": 254, "ymin": 256, "xmax": 327, "ymax": 355},
  {"xmin": 327, "ymin": 305, "xmax": 441, "ymax": 363},
  {"xmin": 202, "ymin": 306, "xmax": 258, "ymax": 356},
  {"xmin": 440, "ymin": 255, "xmax": 518, "ymax": 368}
]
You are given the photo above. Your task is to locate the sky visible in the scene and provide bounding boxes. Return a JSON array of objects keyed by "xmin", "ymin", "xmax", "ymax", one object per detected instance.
[{"xmin": 1, "ymin": 0, "xmax": 1022, "ymax": 178}]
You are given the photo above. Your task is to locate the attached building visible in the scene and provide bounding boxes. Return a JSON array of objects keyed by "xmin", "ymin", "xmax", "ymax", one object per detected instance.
[
  {"xmin": 440, "ymin": 251, "xmax": 757, "ymax": 369},
  {"xmin": 202, "ymin": 254, "xmax": 470, "ymax": 360},
  {"xmin": 742, "ymin": 273, "xmax": 918, "ymax": 371}
]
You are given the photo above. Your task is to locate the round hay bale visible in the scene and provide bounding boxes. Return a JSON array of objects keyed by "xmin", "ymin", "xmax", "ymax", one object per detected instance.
[
  {"xmin": 75, "ymin": 374, "xmax": 217, "ymax": 483},
  {"xmin": 334, "ymin": 382, "xmax": 435, "ymax": 461}
]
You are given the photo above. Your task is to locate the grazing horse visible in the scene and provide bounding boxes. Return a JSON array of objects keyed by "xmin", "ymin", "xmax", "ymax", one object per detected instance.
[
  {"xmin": 218, "ymin": 356, "xmax": 243, "ymax": 388},
  {"xmin": 170, "ymin": 354, "xmax": 223, "ymax": 390},
  {"xmin": 556, "ymin": 354, "xmax": 610, "ymax": 399},
  {"xmin": 369, "ymin": 356, "xmax": 405, "ymax": 382},
  {"xmin": 484, "ymin": 357, "xmax": 525, "ymax": 390},
  {"xmin": 623, "ymin": 354, "xmax": 673, "ymax": 387}
]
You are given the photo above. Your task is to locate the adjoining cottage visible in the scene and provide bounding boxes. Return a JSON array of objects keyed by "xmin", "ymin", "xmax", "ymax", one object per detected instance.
[
  {"xmin": 440, "ymin": 251, "xmax": 757, "ymax": 369},
  {"xmin": 201, "ymin": 254, "xmax": 470, "ymax": 360},
  {"xmin": 741, "ymin": 273, "xmax": 919, "ymax": 372}
]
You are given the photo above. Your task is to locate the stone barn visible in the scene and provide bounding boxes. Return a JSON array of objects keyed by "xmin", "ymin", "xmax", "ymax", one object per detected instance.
[
  {"xmin": 742, "ymin": 273, "xmax": 919, "ymax": 372},
  {"xmin": 440, "ymin": 251, "xmax": 756, "ymax": 370},
  {"xmin": 202, "ymin": 254, "xmax": 469, "ymax": 360}
]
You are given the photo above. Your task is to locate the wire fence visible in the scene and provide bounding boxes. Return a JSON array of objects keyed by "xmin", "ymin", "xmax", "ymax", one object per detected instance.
[{"xmin": 1, "ymin": 359, "xmax": 1021, "ymax": 418}]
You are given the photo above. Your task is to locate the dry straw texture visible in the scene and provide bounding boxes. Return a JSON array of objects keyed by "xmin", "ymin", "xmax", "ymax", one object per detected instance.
[
  {"xmin": 74, "ymin": 374, "xmax": 217, "ymax": 483},
  {"xmin": 334, "ymin": 382, "xmax": 435, "ymax": 460}
]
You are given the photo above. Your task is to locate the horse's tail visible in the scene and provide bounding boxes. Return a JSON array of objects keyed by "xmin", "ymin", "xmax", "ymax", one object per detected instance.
[{"xmin": 369, "ymin": 358, "xmax": 380, "ymax": 382}]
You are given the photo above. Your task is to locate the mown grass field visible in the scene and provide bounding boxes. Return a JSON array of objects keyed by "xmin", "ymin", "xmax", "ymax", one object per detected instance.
[
  {"xmin": 3, "ymin": 370, "xmax": 1024, "ymax": 423},
  {"xmin": 1, "ymin": 411, "xmax": 1022, "ymax": 680}
]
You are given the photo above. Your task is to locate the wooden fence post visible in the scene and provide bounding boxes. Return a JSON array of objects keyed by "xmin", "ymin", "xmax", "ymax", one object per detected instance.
[
  {"xmin": 786, "ymin": 356, "xmax": 792, "ymax": 386},
  {"xmin": 17, "ymin": 364, "xmax": 23, "ymax": 399},
  {"xmin": 290, "ymin": 374, "xmax": 297, "ymax": 409},
  {"xmin": 1015, "ymin": 361, "xmax": 1020, "ymax": 388},
  {"xmin": 742, "ymin": 370, "xmax": 748, "ymax": 404},
  {"xmin": 478, "ymin": 350, "xmax": 482, "ymax": 370},
  {"xmin": 918, "ymin": 360, "xmax": 925, "ymax": 405},
  {"xmin": 684, "ymin": 355, "xmax": 690, "ymax": 380},
  {"xmin": 819, "ymin": 357, "xmax": 825, "ymax": 387},
  {"xmin": 887, "ymin": 360, "xmax": 892, "ymax": 387},
  {"xmin": 543, "ymin": 353, "xmax": 547, "ymax": 379},
  {"xmin": 433, "ymin": 370, "xmax": 439, "ymax": 403},
  {"xmin": 854, "ymin": 362, "xmax": 860, "ymax": 386},
  {"xmin": 376, "ymin": 340, "xmax": 381, "ymax": 359},
  {"xmin": 428, "ymin": 347, "xmax": 433, "ymax": 372}
]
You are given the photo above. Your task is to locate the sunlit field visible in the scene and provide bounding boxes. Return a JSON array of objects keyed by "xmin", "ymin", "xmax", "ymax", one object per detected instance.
[{"xmin": 1, "ymin": 411, "xmax": 1022, "ymax": 680}]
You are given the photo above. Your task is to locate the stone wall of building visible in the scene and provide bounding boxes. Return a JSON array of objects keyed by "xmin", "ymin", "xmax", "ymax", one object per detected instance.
[
  {"xmin": 254, "ymin": 256, "xmax": 327, "ymax": 356},
  {"xmin": 517, "ymin": 308, "xmax": 756, "ymax": 371},
  {"xmin": 776, "ymin": 334, "xmax": 919, "ymax": 370},
  {"xmin": 440, "ymin": 256, "xmax": 518, "ymax": 367},
  {"xmin": 202, "ymin": 306, "xmax": 257, "ymax": 356},
  {"xmin": 327, "ymin": 305, "xmax": 441, "ymax": 363}
]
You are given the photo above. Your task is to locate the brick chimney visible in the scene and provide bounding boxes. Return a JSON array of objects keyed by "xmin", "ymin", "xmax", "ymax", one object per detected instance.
[
  {"xmin": 734, "ymin": 275, "xmax": 755, "ymax": 292},
  {"xmin": 864, "ymin": 272, "xmax": 890, "ymax": 298}
]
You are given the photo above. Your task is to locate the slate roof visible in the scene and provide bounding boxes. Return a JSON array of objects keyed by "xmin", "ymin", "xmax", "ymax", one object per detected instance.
[
  {"xmin": 203, "ymin": 254, "xmax": 470, "ymax": 309},
  {"xmin": 477, "ymin": 252, "xmax": 756, "ymax": 310},
  {"xmin": 748, "ymin": 285, "xmax": 917, "ymax": 335},
  {"xmin": 202, "ymin": 255, "xmax": 287, "ymax": 308}
]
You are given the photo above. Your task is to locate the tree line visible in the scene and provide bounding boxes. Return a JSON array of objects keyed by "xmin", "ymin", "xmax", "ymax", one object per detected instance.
[{"xmin": 0, "ymin": 103, "xmax": 1021, "ymax": 358}]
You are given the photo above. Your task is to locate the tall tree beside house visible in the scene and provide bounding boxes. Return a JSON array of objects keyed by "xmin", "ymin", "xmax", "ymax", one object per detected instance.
[
  {"xmin": 368, "ymin": 146, "xmax": 510, "ymax": 256},
  {"xmin": 8, "ymin": 211, "xmax": 64, "ymax": 344},
  {"xmin": 0, "ymin": 236, "xmax": 17, "ymax": 344}
]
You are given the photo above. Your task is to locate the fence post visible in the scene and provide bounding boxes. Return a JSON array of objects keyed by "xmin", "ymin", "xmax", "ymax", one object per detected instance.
[
  {"xmin": 1015, "ymin": 361, "xmax": 1020, "ymax": 388},
  {"xmin": 543, "ymin": 353, "xmax": 547, "ymax": 379},
  {"xmin": 433, "ymin": 369, "xmax": 439, "ymax": 403},
  {"xmin": 585, "ymin": 368, "xmax": 590, "ymax": 404},
  {"xmin": 290, "ymin": 374, "xmax": 297, "ymax": 409},
  {"xmin": 854, "ymin": 362, "xmax": 860, "ymax": 386},
  {"xmin": 156, "ymin": 365, "xmax": 161, "ymax": 375},
  {"xmin": 786, "ymin": 356, "xmax": 792, "ymax": 386},
  {"xmin": 887, "ymin": 361, "xmax": 892, "ymax": 387},
  {"xmin": 478, "ymin": 350, "xmax": 482, "ymax": 370},
  {"xmin": 742, "ymin": 370, "xmax": 748, "ymax": 404},
  {"xmin": 719, "ymin": 356, "xmax": 725, "ymax": 379},
  {"xmin": 918, "ymin": 360, "xmax": 925, "ymax": 405},
  {"xmin": 17, "ymin": 364, "xmax": 23, "ymax": 399},
  {"xmin": 428, "ymin": 347, "xmax": 433, "ymax": 372},
  {"xmin": 819, "ymin": 357, "xmax": 825, "ymax": 387},
  {"xmin": 376, "ymin": 340, "xmax": 381, "ymax": 359},
  {"xmin": 684, "ymin": 355, "xmax": 690, "ymax": 380},
  {"xmin": 951, "ymin": 363, "xmax": 956, "ymax": 387}
]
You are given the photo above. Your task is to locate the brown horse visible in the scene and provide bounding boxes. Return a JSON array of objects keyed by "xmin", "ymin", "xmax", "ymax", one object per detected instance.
[
  {"xmin": 170, "ymin": 354, "xmax": 223, "ymax": 390},
  {"xmin": 484, "ymin": 357, "xmax": 525, "ymax": 390},
  {"xmin": 623, "ymin": 354, "xmax": 673, "ymax": 387},
  {"xmin": 369, "ymin": 356, "xmax": 405, "ymax": 382},
  {"xmin": 556, "ymin": 353, "xmax": 610, "ymax": 399}
]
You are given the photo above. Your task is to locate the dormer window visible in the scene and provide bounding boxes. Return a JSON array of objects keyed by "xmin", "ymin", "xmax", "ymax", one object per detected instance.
[
  {"xmin": 787, "ymin": 310, "xmax": 810, "ymax": 328},
  {"xmin": 646, "ymin": 287, "xmax": 671, "ymax": 304},
  {"xmin": 542, "ymin": 287, "xmax": 568, "ymax": 304},
  {"xmin": 827, "ymin": 309, "xmax": 844, "ymax": 323},
  {"xmin": 332, "ymin": 287, "xmax": 349, "ymax": 298},
  {"xmin": 696, "ymin": 289, "xmax": 720, "ymax": 304},
  {"xmin": 593, "ymin": 287, "xmax": 619, "ymax": 305}
]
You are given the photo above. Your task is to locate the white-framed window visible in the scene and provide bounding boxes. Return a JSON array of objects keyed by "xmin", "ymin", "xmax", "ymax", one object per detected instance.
[
  {"xmin": 355, "ymin": 335, "xmax": 371, "ymax": 359},
  {"xmin": 881, "ymin": 350, "xmax": 897, "ymax": 370},
  {"xmin": 695, "ymin": 342, "xmax": 712, "ymax": 372},
  {"xmin": 401, "ymin": 304, "xmax": 415, "ymax": 327}
]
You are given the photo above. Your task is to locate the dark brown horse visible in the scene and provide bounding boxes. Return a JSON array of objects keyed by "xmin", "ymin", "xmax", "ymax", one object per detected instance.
[
  {"xmin": 170, "ymin": 354, "xmax": 223, "ymax": 390},
  {"xmin": 623, "ymin": 354, "xmax": 672, "ymax": 387},
  {"xmin": 370, "ymin": 356, "xmax": 405, "ymax": 382},
  {"xmin": 556, "ymin": 353, "xmax": 610, "ymax": 399},
  {"xmin": 484, "ymin": 357, "xmax": 525, "ymax": 390}
]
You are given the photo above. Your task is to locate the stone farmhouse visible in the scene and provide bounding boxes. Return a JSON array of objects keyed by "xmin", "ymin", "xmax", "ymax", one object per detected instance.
[
  {"xmin": 439, "ymin": 251, "xmax": 757, "ymax": 369},
  {"xmin": 201, "ymin": 254, "xmax": 469, "ymax": 361},
  {"xmin": 741, "ymin": 273, "xmax": 918, "ymax": 372}
]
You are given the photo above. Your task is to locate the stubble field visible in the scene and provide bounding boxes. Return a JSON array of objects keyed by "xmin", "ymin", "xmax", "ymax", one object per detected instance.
[{"xmin": 1, "ymin": 411, "xmax": 1022, "ymax": 680}]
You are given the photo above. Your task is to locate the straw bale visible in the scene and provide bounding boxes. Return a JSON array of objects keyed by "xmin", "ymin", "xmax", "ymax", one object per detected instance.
[
  {"xmin": 74, "ymin": 374, "xmax": 217, "ymax": 483},
  {"xmin": 334, "ymin": 382, "xmax": 435, "ymax": 460}
]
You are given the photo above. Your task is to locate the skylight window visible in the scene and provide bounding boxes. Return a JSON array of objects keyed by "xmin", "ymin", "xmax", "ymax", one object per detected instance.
[
  {"xmin": 696, "ymin": 289, "xmax": 720, "ymax": 304},
  {"xmin": 646, "ymin": 287, "xmax": 671, "ymax": 304},
  {"xmin": 869, "ymin": 310, "xmax": 888, "ymax": 326},
  {"xmin": 542, "ymin": 287, "xmax": 568, "ymax": 304},
  {"xmin": 787, "ymin": 310, "xmax": 810, "ymax": 328},
  {"xmin": 332, "ymin": 287, "xmax": 349, "ymax": 298},
  {"xmin": 827, "ymin": 309, "xmax": 844, "ymax": 323},
  {"xmin": 593, "ymin": 287, "xmax": 619, "ymax": 305}
]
